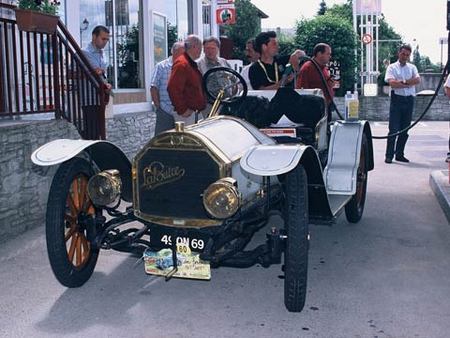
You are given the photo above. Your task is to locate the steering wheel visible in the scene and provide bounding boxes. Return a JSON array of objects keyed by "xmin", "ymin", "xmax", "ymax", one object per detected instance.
[{"xmin": 202, "ymin": 66, "xmax": 248, "ymax": 105}]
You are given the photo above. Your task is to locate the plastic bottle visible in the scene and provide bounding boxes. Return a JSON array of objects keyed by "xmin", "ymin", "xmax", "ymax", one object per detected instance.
[{"xmin": 345, "ymin": 90, "xmax": 359, "ymax": 121}]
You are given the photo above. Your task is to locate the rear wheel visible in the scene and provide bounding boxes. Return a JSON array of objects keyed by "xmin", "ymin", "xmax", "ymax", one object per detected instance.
[
  {"xmin": 46, "ymin": 157, "xmax": 99, "ymax": 287},
  {"xmin": 283, "ymin": 165, "xmax": 309, "ymax": 312},
  {"xmin": 345, "ymin": 134, "xmax": 368, "ymax": 223}
]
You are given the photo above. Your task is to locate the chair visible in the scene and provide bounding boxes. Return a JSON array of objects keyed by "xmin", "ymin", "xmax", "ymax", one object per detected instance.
[{"xmin": 227, "ymin": 59, "xmax": 243, "ymax": 73}]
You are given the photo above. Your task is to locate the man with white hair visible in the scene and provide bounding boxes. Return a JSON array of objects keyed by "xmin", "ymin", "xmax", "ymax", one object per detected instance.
[
  {"xmin": 150, "ymin": 41, "xmax": 185, "ymax": 135},
  {"xmin": 168, "ymin": 35, "xmax": 206, "ymax": 126}
]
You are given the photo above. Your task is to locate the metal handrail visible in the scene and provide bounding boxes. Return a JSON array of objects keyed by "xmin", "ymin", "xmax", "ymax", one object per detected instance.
[{"xmin": 0, "ymin": 3, "xmax": 107, "ymax": 139}]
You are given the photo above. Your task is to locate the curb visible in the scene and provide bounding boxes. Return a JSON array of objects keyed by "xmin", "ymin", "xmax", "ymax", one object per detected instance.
[{"xmin": 429, "ymin": 170, "xmax": 450, "ymax": 224}]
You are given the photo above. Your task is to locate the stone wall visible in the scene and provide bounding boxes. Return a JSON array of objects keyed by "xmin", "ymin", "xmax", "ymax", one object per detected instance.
[
  {"xmin": 0, "ymin": 110, "xmax": 155, "ymax": 243},
  {"xmin": 105, "ymin": 111, "xmax": 156, "ymax": 159},
  {"xmin": 333, "ymin": 95, "xmax": 449, "ymax": 121},
  {"xmin": 0, "ymin": 120, "xmax": 80, "ymax": 243}
]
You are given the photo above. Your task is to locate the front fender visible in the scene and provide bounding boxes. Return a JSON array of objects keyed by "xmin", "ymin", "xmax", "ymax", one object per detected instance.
[
  {"xmin": 324, "ymin": 120, "xmax": 374, "ymax": 195},
  {"xmin": 240, "ymin": 143, "xmax": 333, "ymax": 220},
  {"xmin": 240, "ymin": 144, "xmax": 317, "ymax": 176},
  {"xmin": 31, "ymin": 139, "xmax": 132, "ymax": 202}
]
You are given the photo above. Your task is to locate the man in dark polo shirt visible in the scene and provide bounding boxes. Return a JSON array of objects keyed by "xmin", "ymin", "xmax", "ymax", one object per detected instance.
[
  {"xmin": 168, "ymin": 35, "xmax": 207, "ymax": 126},
  {"xmin": 249, "ymin": 31, "xmax": 305, "ymax": 90}
]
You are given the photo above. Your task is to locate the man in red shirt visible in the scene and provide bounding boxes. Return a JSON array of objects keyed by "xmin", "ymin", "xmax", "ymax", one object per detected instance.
[
  {"xmin": 168, "ymin": 35, "xmax": 207, "ymax": 126},
  {"xmin": 296, "ymin": 43, "xmax": 336, "ymax": 107}
]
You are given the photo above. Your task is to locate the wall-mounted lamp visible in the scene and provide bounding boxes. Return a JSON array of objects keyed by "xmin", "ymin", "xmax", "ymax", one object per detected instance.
[{"xmin": 80, "ymin": 18, "xmax": 89, "ymax": 46}]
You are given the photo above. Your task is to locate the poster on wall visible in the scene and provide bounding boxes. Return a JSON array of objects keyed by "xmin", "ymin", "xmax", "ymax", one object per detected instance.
[
  {"xmin": 216, "ymin": 7, "xmax": 236, "ymax": 24},
  {"xmin": 153, "ymin": 12, "xmax": 167, "ymax": 65}
]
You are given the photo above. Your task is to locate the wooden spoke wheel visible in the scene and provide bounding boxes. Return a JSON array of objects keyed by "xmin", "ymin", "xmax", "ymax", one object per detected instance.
[
  {"xmin": 46, "ymin": 158, "xmax": 100, "ymax": 287},
  {"xmin": 64, "ymin": 174, "xmax": 95, "ymax": 268}
]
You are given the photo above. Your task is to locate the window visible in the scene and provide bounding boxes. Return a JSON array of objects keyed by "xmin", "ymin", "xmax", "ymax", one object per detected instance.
[
  {"xmin": 202, "ymin": 1, "xmax": 211, "ymax": 38},
  {"xmin": 166, "ymin": 0, "xmax": 193, "ymax": 40},
  {"xmin": 79, "ymin": 0, "xmax": 143, "ymax": 89}
]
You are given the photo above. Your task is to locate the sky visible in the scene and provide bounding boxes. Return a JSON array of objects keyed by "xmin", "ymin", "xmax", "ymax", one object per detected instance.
[{"xmin": 251, "ymin": 0, "xmax": 448, "ymax": 65}]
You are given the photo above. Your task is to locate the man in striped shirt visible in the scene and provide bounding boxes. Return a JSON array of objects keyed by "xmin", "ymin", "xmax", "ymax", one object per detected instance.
[{"xmin": 150, "ymin": 41, "xmax": 185, "ymax": 135}]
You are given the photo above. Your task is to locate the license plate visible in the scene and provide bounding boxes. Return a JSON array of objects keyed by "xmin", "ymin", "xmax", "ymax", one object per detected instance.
[
  {"xmin": 260, "ymin": 128, "xmax": 297, "ymax": 138},
  {"xmin": 143, "ymin": 245, "xmax": 211, "ymax": 280},
  {"xmin": 149, "ymin": 228, "xmax": 209, "ymax": 252}
]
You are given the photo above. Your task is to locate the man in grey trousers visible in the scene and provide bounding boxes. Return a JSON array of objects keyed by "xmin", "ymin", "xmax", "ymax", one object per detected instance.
[{"xmin": 150, "ymin": 41, "xmax": 185, "ymax": 135}]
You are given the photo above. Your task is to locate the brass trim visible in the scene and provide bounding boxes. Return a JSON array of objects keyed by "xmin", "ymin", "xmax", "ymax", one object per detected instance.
[
  {"xmin": 131, "ymin": 117, "xmax": 273, "ymax": 225},
  {"xmin": 132, "ymin": 130, "xmax": 234, "ymax": 224},
  {"xmin": 137, "ymin": 214, "xmax": 222, "ymax": 228},
  {"xmin": 203, "ymin": 177, "xmax": 241, "ymax": 219},
  {"xmin": 208, "ymin": 90, "xmax": 224, "ymax": 118}
]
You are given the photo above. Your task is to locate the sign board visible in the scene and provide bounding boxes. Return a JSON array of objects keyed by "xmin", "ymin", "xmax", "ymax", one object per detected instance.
[
  {"xmin": 362, "ymin": 33, "xmax": 372, "ymax": 44},
  {"xmin": 327, "ymin": 59, "xmax": 341, "ymax": 88},
  {"xmin": 217, "ymin": 0, "xmax": 235, "ymax": 4},
  {"xmin": 354, "ymin": 0, "xmax": 381, "ymax": 15},
  {"xmin": 153, "ymin": 12, "xmax": 167, "ymax": 65},
  {"xmin": 216, "ymin": 8, "xmax": 236, "ymax": 24},
  {"xmin": 438, "ymin": 37, "xmax": 448, "ymax": 44}
]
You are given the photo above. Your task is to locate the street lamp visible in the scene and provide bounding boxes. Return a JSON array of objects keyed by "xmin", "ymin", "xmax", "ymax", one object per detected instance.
[{"xmin": 80, "ymin": 18, "xmax": 89, "ymax": 47}]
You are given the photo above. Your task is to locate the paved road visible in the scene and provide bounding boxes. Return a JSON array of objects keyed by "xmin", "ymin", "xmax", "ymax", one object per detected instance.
[{"xmin": 0, "ymin": 122, "xmax": 448, "ymax": 338}]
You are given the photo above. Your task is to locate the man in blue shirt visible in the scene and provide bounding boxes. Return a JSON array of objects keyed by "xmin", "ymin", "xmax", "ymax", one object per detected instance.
[
  {"xmin": 150, "ymin": 41, "xmax": 185, "ymax": 135},
  {"xmin": 83, "ymin": 25, "xmax": 112, "ymax": 91}
]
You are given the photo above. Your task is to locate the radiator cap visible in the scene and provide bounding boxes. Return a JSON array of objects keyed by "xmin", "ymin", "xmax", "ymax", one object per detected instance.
[{"xmin": 175, "ymin": 121, "xmax": 185, "ymax": 132}]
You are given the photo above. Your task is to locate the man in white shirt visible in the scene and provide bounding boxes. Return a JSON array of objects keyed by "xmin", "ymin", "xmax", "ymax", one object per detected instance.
[
  {"xmin": 83, "ymin": 25, "xmax": 112, "ymax": 91},
  {"xmin": 240, "ymin": 39, "xmax": 260, "ymax": 90},
  {"xmin": 384, "ymin": 44, "xmax": 421, "ymax": 164}
]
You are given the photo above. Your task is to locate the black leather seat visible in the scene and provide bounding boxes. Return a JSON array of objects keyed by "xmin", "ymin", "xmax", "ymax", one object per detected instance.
[
  {"xmin": 269, "ymin": 87, "xmax": 325, "ymax": 129},
  {"xmin": 222, "ymin": 88, "xmax": 325, "ymax": 143}
]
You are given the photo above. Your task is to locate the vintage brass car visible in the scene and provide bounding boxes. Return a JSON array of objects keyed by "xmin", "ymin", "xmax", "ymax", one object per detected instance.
[{"xmin": 31, "ymin": 68, "xmax": 374, "ymax": 312}]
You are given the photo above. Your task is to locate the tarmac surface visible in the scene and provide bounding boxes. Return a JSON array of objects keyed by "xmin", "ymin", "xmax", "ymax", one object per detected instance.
[{"xmin": 0, "ymin": 121, "xmax": 448, "ymax": 338}]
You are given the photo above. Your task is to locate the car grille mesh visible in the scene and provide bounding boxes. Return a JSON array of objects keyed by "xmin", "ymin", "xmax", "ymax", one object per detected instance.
[{"xmin": 136, "ymin": 148, "xmax": 220, "ymax": 219}]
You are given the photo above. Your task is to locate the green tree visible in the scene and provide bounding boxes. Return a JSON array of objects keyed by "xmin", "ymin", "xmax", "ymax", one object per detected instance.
[
  {"xmin": 324, "ymin": 1, "xmax": 402, "ymax": 89},
  {"xmin": 412, "ymin": 48, "xmax": 441, "ymax": 73},
  {"xmin": 377, "ymin": 15, "xmax": 402, "ymax": 64},
  {"xmin": 317, "ymin": 1, "xmax": 327, "ymax": 16},
  {"xmin": 412, "ymin": 45, "xmax": 423, "ymax": 72},
  {"xmin": 220, "ymin": 0, "xmax": 262, "ymax": 61},
  {"xmin": 295, "ymin": 14, "xmax": 356, "ymax": 95},
  {"xmin": 325, "ymin": 1, "xmax": 352, "ymax": 21},
  {"xmin": 167, "ymin": 21, "xmax": 178, "ymax": 56},
  {"xmin": 117, "ymin": 25, "xmax": 140, "ymax": 88},
  {"xmin": 278, "ymin": 32, "xmax": 296, "ymax": 58}
]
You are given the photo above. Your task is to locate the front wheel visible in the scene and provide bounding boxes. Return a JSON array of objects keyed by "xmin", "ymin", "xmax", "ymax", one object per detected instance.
[
  {"xmin": 345, "ymin": 134, "xmax": 368, "ymax": 223},
  {"xmin": 283, "ymin": 165, "xmax": 309, "ymax": 312},
  {"xmin": 46, "ymin": 157, "xmax": 100, "ymax": 287}
]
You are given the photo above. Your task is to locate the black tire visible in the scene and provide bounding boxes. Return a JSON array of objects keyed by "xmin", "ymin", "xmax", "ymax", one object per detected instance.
[
  {"xmin": 46, "ymin": 157, "xmax": 100, "ymax": 287},
  {"xmin": 345, "ymin": 134, "xmax": 369, "ymax": 223},
  {"xmin": 284, "ymin": 165, "xmax": 309, "ymax": 312}
]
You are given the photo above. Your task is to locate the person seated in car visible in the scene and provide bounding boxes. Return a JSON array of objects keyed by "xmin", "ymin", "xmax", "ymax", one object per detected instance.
[
  {"xmin": 248, "ymin": 31, "xmax": 305, "ymax": 90},
  {"xmin": 296, "ymin": 43, "xmax": 336, "ymax": 108}
]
